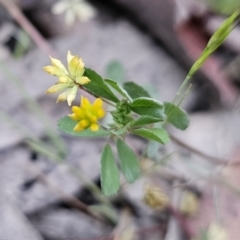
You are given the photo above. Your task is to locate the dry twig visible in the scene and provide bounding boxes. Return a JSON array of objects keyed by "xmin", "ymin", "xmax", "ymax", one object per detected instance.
[
  {"xmin": 0, "ymin": 0, "xmax": 55, "ymax": 56},
  {"xmin": 26, "ymin": 160, "xmax": 108, "ymax": 224}
]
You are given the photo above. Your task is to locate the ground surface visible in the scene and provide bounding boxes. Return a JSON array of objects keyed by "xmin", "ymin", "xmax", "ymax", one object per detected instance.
[{"xmin": 1, "ymin": 1, "xmax": 240, "ymax": 240}]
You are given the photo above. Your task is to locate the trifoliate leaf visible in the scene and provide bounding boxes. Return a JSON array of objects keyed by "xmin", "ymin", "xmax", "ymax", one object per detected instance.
[
  {"xmin": 84, "ymin": 68, "xmax": 119, "ymax": 103},
  {"xmin": 164, "ymin": 102, "xmax": 189, "ymax": 130},
  {"xmin": 123, "ymin": 81, "xmax": 151, "ymax": 99},
  {"xmin": 116, "ymin": 138, "xmax": 140, "ymax": 183},
  {"xmin": 129, "ymin": 97, "xmax": 165, "ymax": 119},
  {"xmin": 58, "ymin": 116, "xmax": 110, "ymax": 137},
  {"xmin": 100, "ymin": 144, "xmax": 120, "ymax": 196},
  {"xmin": 131, "ymin": 128, "xmax": 169, "ymax": 144}
]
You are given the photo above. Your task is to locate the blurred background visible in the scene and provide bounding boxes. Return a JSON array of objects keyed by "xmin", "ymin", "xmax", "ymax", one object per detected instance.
[{"xmin": 0, "ymin": 0, "xmax": 240, "ymax": 239}]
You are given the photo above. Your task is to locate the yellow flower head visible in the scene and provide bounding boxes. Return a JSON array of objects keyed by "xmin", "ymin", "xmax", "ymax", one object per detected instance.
[
  {"xmin": 69, "ymin": 96, "xmax": 105, "ymax": 132},
  {"xmin": 43, "ymin": 51, "xmax": 91, "ymax": 106},
  {"xmin": 143, "ymin": 185, "xmax": 169, "ymax": 210}
]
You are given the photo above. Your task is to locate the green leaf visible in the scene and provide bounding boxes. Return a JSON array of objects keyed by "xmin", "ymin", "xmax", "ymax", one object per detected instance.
[
  {"xmin": 105, "ymin": 61, "xmax": 124, "ymax": 83},
  {"xmin": 164, "ymin": 102, "xmax": 189, "ymax": 130},
  {"xmin": 131, "ymin": 128, "xmax": 169, "ymax": 144},
  {"xmin": 105, "ymin": 79, "xmax": 132, "ymax": 100},
  {"xmin": 188, "ymin": 9, "xmax": 240, "ymax": 79},
  {"xmin": 123, "ymin": 81, "xmax": 151, "ymax": 99},
  {"xmin": 130, "ymin": 115, "xmax": 162, "ymax": 127},
  {"xmin": 58, "ymin": 116, "xmax": 110, "ymax": 137},
  {"xmin": 176, "ymin": 9, "xmax": 240, "ymax": 98},
  {"xmin": 83, "ymin": 68, "xmax": 119, "ymax": 103},
  {"xmin": 116, "ymin": 138, "xmax": 140, "ymax": 183},
  {"xmin": 129, "ymin": 97, "xmax": 165, "ymax": 119},
  {"xmin": 100, "ymin": 144, "xmax": 120, "ymax": 196}
]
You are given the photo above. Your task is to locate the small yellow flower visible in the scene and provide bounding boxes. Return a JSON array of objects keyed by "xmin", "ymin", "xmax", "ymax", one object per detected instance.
[
  {"xmin": 43, "ymin": 51, "xmax": 90, "ymax": 106},
  {"xmin": 143, "ymin": 185, "xmax": 169, "ymax": 210},
  {"xmin": 69, "ymin": 96, "xmax": 105, "ymax": 132}
]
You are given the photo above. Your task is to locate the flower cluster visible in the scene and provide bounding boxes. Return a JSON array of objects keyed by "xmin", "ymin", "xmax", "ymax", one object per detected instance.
[
  {"xmin": 43, "ymin": 51, "xmax": 90, "ymax": 106},
  {"xmin": 111, "ymin": 100, "xmax": 132, "ymax": 126},
  {"xmin": 69, "ymin": 96, "xmax": 105, "ymax": 132}
]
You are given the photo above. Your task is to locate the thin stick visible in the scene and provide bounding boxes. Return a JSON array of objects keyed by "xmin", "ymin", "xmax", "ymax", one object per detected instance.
[
  {"xmin": 0, "ymin": 0, "xmax": 55, "ymax": 56},
  {"xmin": 169, "ymin": 134, "xmax": 229, "ymax": 165},
  {"xmin": 26, "ymin": 160, "xmax": 108, "ymax": 223}
]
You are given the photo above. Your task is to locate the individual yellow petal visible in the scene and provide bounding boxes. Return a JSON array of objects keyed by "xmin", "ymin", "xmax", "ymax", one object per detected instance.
[
  {"xmin": 71, "ymin": 106, "xmax": 86, "ymax": 119},
  {"xmin": 56, "ymin": 91, "xmax": 68, "ymax": 103},
  {"xmin": 80, "ymin": 119, "xmax": 89, "ymax": 128},
  {"xmin": 43, "ymin": 66, "xmax": 66, "ymax": 77},
  {"xmin": 96, "ymin": 109, "xmax": 105, "ymax": 118},
  {"xmin": 58, "ymin": 76, "xmax": 71, "ymax": 83},
  {"xmin": 46, "ymin": 83, "xmax": 69, "ymax": 94},
  {"xmin": 72, "ymin": 106, "xmax": 81, "ymax": 113},
  {"xmin": 67, "ymin": 85, "xmax": 78, "ymax": 106},
  {"xmin": 75, "ymin": 58, "xmax": 85, "ymax": 77},
  {"xmin": 68, "ymin": 113, "xmax": 79, "ymax": 121},
  {"xmin": 67, "ymin": 51, "xmax": 74, "ymax": 65},
  {"xmin": 73, "ymin": 122, "xmax": 84, "ymax": 131},
  {"xmin": 77, "ymin": 108, "xmax": 86, "ymax": 118},
  {"xmin": 50, "ymin": 56, "xmax": 68, "ymax": 74},
  {"xmin": 90, "ymin": 123, "xmax": 99, "ymax": 132},
  {"xmin": 76, "ymin": 76, "xmax": 90, "ymax": 85},
  {"xmin": 81, "ymin": 96, "xmax": 91, "ymax": 109},
  {"xmin": 68, "ymin": 56, "xmax": 79, "ymax": 77},
  {"xmin": 93, "ymin": 98, "xmax": 103, "ymax": 109}
]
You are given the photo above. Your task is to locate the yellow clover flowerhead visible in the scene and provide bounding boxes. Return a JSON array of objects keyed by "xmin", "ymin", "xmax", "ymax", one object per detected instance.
[
  {"xmin": 69, "ymin": 96, "xmax": 105, "ymax": 132},
  {"xmin": 43, "ymin": 51, "xmax": 90, "ymax": 106},
  {"xmin": 143, "ymin": 185, "xmax": 169, "ymax": 210}
]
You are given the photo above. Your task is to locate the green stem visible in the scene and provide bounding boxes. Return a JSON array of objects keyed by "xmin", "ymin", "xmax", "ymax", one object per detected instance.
[
  {"xmin": 172, "ymin": 75, "xmax": 191, "ymax": 105},
  {"xmin": 177, "ymin": 84, "xmax": 192, "ymax": 107}
]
